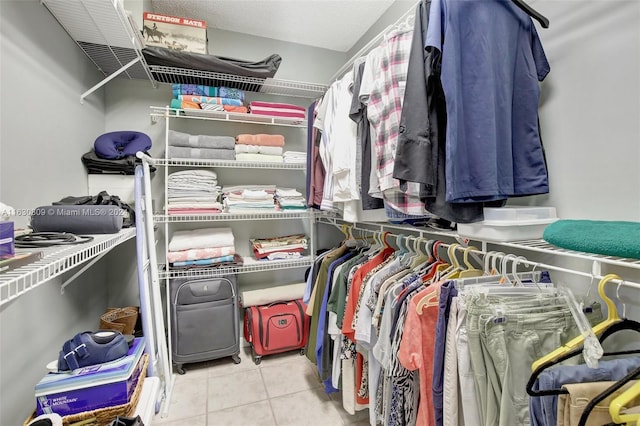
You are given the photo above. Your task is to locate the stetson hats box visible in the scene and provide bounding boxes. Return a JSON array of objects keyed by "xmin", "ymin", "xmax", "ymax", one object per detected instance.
[
  {"xmin": 34, "ymin": 338, "xmax": 145, "ymax": 417},
  {"xmin": 142, "ymin": 11, "xmax": 208, "ymax": 54}
]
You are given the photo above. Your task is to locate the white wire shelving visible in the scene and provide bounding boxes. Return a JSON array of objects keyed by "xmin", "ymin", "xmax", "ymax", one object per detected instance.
[
  {"xmin": 150, "ymin": 106, "xmax": 307, "ymax": 128},
  {"xmin": 155, "ymin": 158, "xmax": 306, "ymax": 170},
  {"xmin": 42, "ymin": 1, "xmax": 329, "ymax": 101},
  {"xmin": 154, "ymin": 210, "xmax": 313, "ymax": 223},
  {"xmin": 160, "ymin": 256, "xmax": 313, "ymax": 280},
  {"xmin": 0, "ymin": 228, "xmax": 136, "ymax": 306}
]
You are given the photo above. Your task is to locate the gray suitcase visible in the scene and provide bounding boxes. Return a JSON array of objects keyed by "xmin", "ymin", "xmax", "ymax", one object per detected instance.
[{"xmin": 170, "ymin": 275, "xmax": 241, "ymax": 374}]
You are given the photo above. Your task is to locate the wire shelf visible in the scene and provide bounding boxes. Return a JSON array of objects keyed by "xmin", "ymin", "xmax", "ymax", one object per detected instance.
[
  {"xmin": 0, "ymin": 228, "xmax": 136, "ymax": 306},
  {"xmin": 154, "ymin": 210, "xmax": 313, "ymax": 223},
  {"xmin": 148, "ymin": 66, "xmax": 328, "ymax": 98},
  {"xmin": 160, "ymin": 256, "xmax": 313, "ymax": 279},
  {"xmin": 154, "ymin": 158, "xmax": 306, "ymax": 170},
  {"xmin": 150, "ymin": 107, "xmax": 307, "ymax": 128}
]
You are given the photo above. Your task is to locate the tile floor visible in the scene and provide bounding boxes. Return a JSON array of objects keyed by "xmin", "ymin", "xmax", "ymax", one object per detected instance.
[{"xmin": 153, "ymin": 345, "xmax": 370, "ymax": 426}]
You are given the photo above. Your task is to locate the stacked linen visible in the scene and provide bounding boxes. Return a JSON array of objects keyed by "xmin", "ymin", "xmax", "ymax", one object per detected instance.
[
  {"xmin": 168, "ymin": 130, "xmax": 236, "ymax": 160},
  {"xmin": 166, "ymin": 170, "xmax": 223, "ymax": 215},
  {"xmin": 283, "ymin": 151, "xmax": 306, "ymax": 164},
  {"xmin": 170, "ymin": 84, "xmax": 249, "ymax": 113},
  {"xmin": 223, "ymin": 185, "xmax": 276, "ymax": 213},
  {"xmin": 167, "ymin": 227, "xmax": 243, "ymax": 269},
  {"xmin": 275, "ymin": 188, "xmax": 306, "ymax": 211},
  {"xmin": 250, "ymin": 234, "xmax": 308, "ymax": 261},
  {"xmin": 249, "ymin": 101, "xmax": 306, "ymax": 120},
  {"xmin": 235, "ymin": 134, "xmax": 285, "ymax": 163}
]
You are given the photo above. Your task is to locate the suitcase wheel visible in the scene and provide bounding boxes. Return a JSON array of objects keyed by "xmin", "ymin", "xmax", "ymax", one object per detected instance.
[
  {"xmin": 254, "ymin": 356, "xmax": 262, "ymax": 365},
  {"xmin": 232, "ymin": 353, "xmax": 241, "ymax": 364},
  {"xmin": 175, "ymin": 364, "xmax": 186, "ymax": 375},
  {"xmin": 300, "ymin": 348, "xmax": 306, "ymax": 356}
]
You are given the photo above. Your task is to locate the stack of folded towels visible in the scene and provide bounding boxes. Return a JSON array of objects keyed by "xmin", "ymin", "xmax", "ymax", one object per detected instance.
[
  {"xmin": 170, "ymin": 84, "xmax": 248, "ymax": 113},
  {"xmin": 249, "ymin": 101, "xmax": 306, "ymax": 120},
  {"xmin": 283, "ymin": 151, "xmax": 306, "ymax": 164},
  {"xmin": 168, "ymin": 130, "xmax": 236, "ymax": 160},
  {"xmin": 250, "ymin": 234, "xmax": 308, "ymax": 261},
  {"xmin": 235, "ymin": 134, "xmax": 285, "ymax": 162},
  {"xmin": 166, "ymin": 170, "xmax": 223, "ymax": 215},
  {"xmin": 223, "ymin": 185, "xmax": 276, "ymax": 213},
  {"xmin": 167, "ymin": 227, "xmax": 243, "ymax": 269},
  {"xmin": 275, "ymin": 188, "xmax": 306, "ymax": 211}
]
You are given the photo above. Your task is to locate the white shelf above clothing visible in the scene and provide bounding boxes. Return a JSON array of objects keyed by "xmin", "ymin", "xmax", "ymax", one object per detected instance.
[
  {"xmin": 154, "ymin": 210, "xmax": 313, "ymax": 223},
  {"xmin": 0, "ymin": 228, "xmax": 136, "ymax": 306},
  {"xmin": 155, "ymin": 157, "xmax": 306, "ymax": 170},
  {"xmin": 159, "ymin": 256, "xmax": 313, "ymax": 280},
  {"xmin": 42, "ymin": 1, "xmax": 329, "ymax": 101},
  {"xmin": 150, "ymin": 106, "xmax": 307, "ymax": 128}
]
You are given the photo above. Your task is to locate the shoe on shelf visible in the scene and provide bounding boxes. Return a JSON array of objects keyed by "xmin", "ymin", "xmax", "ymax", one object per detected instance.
[{"xmin": 57, "ymin": 330, "xmax": 129, "ymax": 371}]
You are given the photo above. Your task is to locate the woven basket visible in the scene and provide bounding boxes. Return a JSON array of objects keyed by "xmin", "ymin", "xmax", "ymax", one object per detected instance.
[{"xmin": 24, "ymin": 354, "xmax": 148, "ymax": 426}]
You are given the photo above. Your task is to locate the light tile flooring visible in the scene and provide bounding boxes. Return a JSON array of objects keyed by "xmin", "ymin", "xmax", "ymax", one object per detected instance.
[{"xmin": 153, "ymin": 345, "xmax": 370, "ymax": 426}]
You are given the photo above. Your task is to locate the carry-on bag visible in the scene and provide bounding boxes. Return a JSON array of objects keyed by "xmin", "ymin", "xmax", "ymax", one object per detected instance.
[
  {"xmin": 170, "ymin": 275, "xmax": 241, "ymax": 374},
  {"xmin": 243, "ymin": 299, "xmax": 309, "ymax": 365}
]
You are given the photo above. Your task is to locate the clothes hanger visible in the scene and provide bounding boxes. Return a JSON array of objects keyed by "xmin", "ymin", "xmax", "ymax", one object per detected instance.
[
  {"xmin": 458, "ymin": 246, "xmax": 484, "ymax": 278},
  {"xmin": 531, "ymin": 273, "xmax": 622, "ymax": 372},
  {"xmin": 409, "ymin": 236, "xmax": 431, "ymax": 269},
  {"xmin": 575, "ymin": 364, "xmax": 640, "ymax": 426},
  {"xmin": 510, "ymin": 0, "xmax": 550, "ymax": 28}
]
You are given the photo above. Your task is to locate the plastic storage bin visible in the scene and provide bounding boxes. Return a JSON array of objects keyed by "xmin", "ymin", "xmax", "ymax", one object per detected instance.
[{"xmin": 457, "ymin": 206, "xmax": 558, "ymax": 242}]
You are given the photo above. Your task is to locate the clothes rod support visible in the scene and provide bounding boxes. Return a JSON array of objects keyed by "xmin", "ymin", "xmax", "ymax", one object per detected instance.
[
  {"xmin": 60, "ymin": 251, "xmax": 108, "ymax": 294},
  {"xmin": 80, "ymin": 57, "xmax": 142, "ymax": 103}
]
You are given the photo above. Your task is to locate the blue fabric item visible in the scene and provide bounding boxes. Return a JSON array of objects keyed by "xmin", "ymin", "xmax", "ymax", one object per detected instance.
[
  {"xmin": 432, "ymin": 281, "xmax": 458, "ymax": 426},
  {"xmin": 94, "ymin": 131, "xmax": 152, "ymax": 160},
  {"xmin": 529, "ymin": 356, "xmax": 640, "ymax": 426},
  {"xmin": 389, "ymin": 275, "xmax": 422, "ymax": 339},
  {"xmin": 304, "ymin": 252, "xmax": 327, "ymax": 305},
  {"xmin": 316, "ymin": 252, "xmax": 355, "ymax": 393},
  {"xmin": 426, "ymin": 0, "xmax": 550, "ymax": 203},
  {"xmin": 57, "ymin": 330, "xmax": 129, "ymax": 371},
  {"xmin": 384, "ymin": 201, "xmax": 432, "ymax": 224}
]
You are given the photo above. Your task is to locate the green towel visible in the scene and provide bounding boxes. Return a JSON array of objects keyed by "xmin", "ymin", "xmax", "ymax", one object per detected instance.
[{"xmin": 543, "ymin": 220, "xmax": 640, "ymax": 259}]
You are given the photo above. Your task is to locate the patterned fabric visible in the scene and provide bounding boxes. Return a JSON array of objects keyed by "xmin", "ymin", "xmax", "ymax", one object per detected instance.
[{"xmin": 368, "ymin": 28, "xmax": 429, "ymax": 216}]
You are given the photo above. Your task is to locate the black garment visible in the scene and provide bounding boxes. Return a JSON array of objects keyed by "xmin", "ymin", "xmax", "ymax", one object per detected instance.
[
  {"xmin": 394, "ymin": 0, "xmax": 488, "ymax": 223},
  {"xmin": 349, "ymin": 61, "xmax": 384, "ymax": 211},
  {"xmin": 81, "ymin": 150, "xmax": 155, "ymax": 175}
]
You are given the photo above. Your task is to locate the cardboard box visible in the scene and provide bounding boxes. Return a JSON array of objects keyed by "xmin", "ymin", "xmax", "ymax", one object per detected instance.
[
  {"xmin": 0, "ymin": 221, "xmax": 14, "ymax": 256},
  {"xmin": 142, "ymin": 11, "xmax": 207, "ymax": 54},
  {"xmin": 35, "ymin": 338, "xmax": 146, "ymax": 417}
]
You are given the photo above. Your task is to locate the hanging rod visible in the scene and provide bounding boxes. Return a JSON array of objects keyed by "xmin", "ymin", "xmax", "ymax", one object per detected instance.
[{"xmin": 319, "ymin": 216, "xmax": 640, "ymax": 292}]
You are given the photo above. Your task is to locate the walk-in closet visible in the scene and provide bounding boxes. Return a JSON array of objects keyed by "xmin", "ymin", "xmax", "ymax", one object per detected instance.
[{"xmin": 1, "ymin": 0, "xmax": 639, "ymax": 425}]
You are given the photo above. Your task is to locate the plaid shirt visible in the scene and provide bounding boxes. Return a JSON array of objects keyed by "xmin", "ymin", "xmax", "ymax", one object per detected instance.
[{"xmin": 368, "ymin": 28, "xmax": 429, "ymax": 216}]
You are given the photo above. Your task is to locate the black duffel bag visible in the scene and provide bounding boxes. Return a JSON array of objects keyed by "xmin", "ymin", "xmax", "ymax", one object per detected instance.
[{"xmin": 53, "ymin": 191, "xmax": 135, "ymax": 228}]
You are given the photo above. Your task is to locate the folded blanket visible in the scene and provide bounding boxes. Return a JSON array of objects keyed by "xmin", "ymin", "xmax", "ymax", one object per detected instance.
[
  {"xmin": 167, "ymin": 208, "xmax": 222, "ymax": 215},
  {"xmin": 223, "ymin": 185, "xmax": 276, "ymax": 193},
  {"xmin": 219, "ymin": 87, "xmax": 245, "ymax": 101},
  {"xmin": 170, "ymin": 99, "xmax": 201, "ymax": 110},
  {"xmin": 168, "ymin": 169, "xmax": 218, "ymax": 180},
  {"xmin": 200, "ymin": 104, "xmax": 249, "ymax": 114},
  {"xmin": 176, "ymin": 95, "xmax": 243, "ymax": 106},
  {"xmin": 236, "ymin": 134, "xmax": 285, "ymax": 147},
  {"xmin": 168, "ymin": 146, "xmax": 236, "ymax": 160},
  {"xmin": 168, "ymin": 130, "xmax": 236, "ymax": 150},
  {"xmin": 543, "ymin": 220, "xmax": 640, "ymax": 259},
  {"xmin": 172, "ymin": 83, "xmax": 218, "ymax": 97},
  {"xmin": 249, "ymin": 101, "xmax": 306, "ymax": 119},
  {"xmin": 241, "ymin": 282, "xmax": 306, "ymax": 307},
  {"xmin": 235, "ymin": 145, "xmax": 283, "ymax": 156},
  {"xmin": 169, "ymin": 227, "xmax": 235, "ymax": 251},
  {"xmin": 170, "ymin": 254, "xmax": 244, "ymax": 270},
  {"xmin": 167, "ymin": 245, "xmax": 236, "ymax": 263}
]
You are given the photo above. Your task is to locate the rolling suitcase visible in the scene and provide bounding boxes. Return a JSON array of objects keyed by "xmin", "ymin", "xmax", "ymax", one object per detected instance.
[
  {"xmin": 243, "ymin": 299, "xmax": 310, "ymax": 365},
  {"xmin": 170, "ymin": 275, "xmax": 241, "ymax": 374}
]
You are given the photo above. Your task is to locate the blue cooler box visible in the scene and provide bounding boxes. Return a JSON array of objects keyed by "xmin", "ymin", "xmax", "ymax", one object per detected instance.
[{"xmin": 35, "ymin": 337, "xmax": 146, "ymax": 417}]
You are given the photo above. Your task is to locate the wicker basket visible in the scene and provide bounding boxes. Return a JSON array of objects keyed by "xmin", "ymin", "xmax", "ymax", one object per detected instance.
[{"xmin": 24, "ymin": 354, "xmax": 148, "ymax": 426}]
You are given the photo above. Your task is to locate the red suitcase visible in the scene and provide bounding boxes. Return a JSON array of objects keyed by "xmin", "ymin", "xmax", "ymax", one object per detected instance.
[{"xmin": 243, "ymin": 299, "xmax": 310, "ymax": 365}]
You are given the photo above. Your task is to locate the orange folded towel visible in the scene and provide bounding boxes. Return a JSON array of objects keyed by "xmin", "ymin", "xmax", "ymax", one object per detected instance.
[
  {"xmin": 236, "ymin": 134, "xmax": 285, "ymax": 147},
  {"xmin": 224, "ymin": 105, "xmax": 249, "ymax": 113}
]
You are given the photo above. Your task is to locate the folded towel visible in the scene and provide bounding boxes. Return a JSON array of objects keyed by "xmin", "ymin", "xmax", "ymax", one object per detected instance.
[
  {"xmin": 236, "ymin": 153, "xmax": 284, "ymax": 163},
  {"xmin": 170, "ymin": 99, "xmax": 201, "ymax": 110},
  {"xmin": 241, "ymin": 282, "xmax": 306, "ymax": 307},
  {"xmin": 236, "ymin": 134, "xmax": 285, "ymax": 147},
  {"xmin": 167, "ymin": 245, "xmax": 236, "ymax": 263},
  {"xmin": 169, "ymin": 227, "xmax": 235, "ymax": 251},
  {"xmin": 223, "ymin": 184, "xmax": 276, "ymax": 193},
  {"xmin": 168, "ymin": 146, "xmax": 236, "ymax": 160},
  {"xmin": 218, "ymin": 87, "xmax": 245, "ymax": 101},
  {"xmin": 234, "ymin": 145, "xmax": 283, "ymax": 156},
  {"xmin": 168, "ymin": 169, "xmax": 218, "ymax": 180},
  {"xmin": 176, "ymin": 95, "xmax": 243, "ymax": 106},
  {"xmin": 249, "ymin": 101, "xmax": 306, "ymax": 119},
  {"xmin": 543, "ymin": 220, "xmax": 640, "ymax": 259},
  {"xmin": 222, "ymin": 105, "xmax": 249, "ymax": 114},
  {"xmin": 172, "ymin": 83, "xmax": 218, "ymax": 97},
  {"xmin": 170, "ymin": 254, "xmax": 244, "ymax": 269},
  {"xmin": 168, "ymin": 130, "xmax": 236, "ymax": 150}
]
